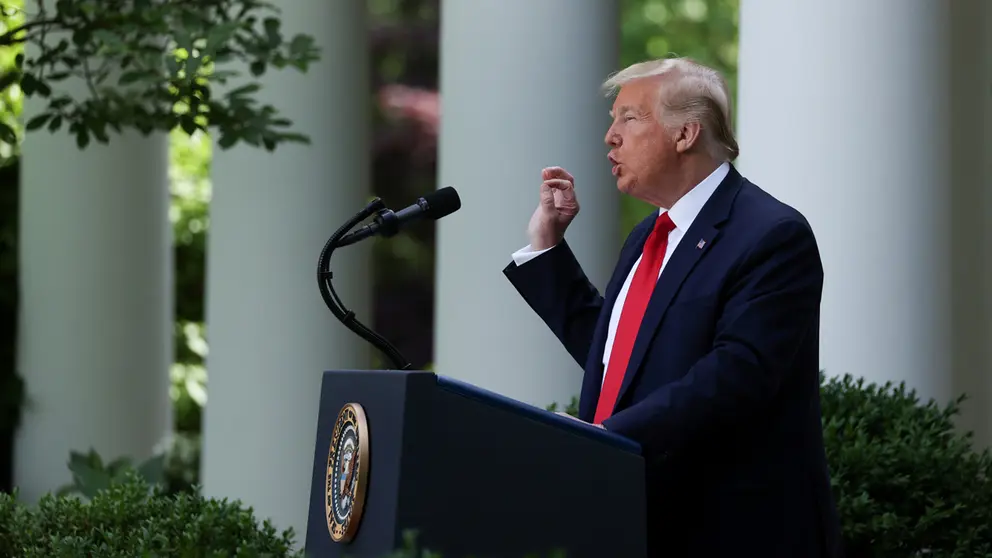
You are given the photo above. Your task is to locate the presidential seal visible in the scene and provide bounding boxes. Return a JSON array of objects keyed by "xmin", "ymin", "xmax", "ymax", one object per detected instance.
[{"xmin": 325, "ymin": 402, "xmax": 369, "ymax": 543}]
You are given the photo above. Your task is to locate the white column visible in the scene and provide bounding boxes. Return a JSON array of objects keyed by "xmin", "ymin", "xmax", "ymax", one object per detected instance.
[
  {"xmin": 16, "ymin": 112, "xmax": 172, "ymax": 497},
  {"xmin": 201, "ymin": 1, "xmax": 370, "ymax": 539},
  {"xmin": 737, "ymin": 0, "xmax": 991, "ymax": 437},
  {"xmin": 434, "ymin": 0, "xmax": 619, "ymax": 408}
]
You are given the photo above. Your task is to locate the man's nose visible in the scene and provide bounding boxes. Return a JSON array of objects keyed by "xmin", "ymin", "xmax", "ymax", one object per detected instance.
[{"xmin": 604, "ymin": 127, "xmax": 620, "ymax": 147}]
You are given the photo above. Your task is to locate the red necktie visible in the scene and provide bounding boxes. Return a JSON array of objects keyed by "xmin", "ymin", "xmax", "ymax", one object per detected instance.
[{"xmin": 594, "ymin": 211, "xmax": 676, "ymax": 424}]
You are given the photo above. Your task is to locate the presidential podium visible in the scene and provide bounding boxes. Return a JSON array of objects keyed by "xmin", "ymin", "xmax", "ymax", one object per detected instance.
[{"xmin": 304, "ymin": 370, "xmax": 647, "ymax": 558}]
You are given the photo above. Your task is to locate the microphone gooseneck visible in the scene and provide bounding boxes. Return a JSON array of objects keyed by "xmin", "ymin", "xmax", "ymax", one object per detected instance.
[
  {"xmin": 317, "ymin": 187, "xmax": 462, "ymax": 370},
  {"xmin": 317, "ymin": 197, "xmax": 413, "ymax": 370}
]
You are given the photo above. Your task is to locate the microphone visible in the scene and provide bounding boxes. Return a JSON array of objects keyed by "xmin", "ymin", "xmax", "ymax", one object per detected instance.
[{"xmin": 335, "ymin": 186, "xmax": 461, "ymax": 247}]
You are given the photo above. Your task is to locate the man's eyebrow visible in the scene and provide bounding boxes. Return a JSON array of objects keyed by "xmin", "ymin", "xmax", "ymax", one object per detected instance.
[{"xmin": 609, "ymin": 105, "xmax": 633, "ymax": 118}]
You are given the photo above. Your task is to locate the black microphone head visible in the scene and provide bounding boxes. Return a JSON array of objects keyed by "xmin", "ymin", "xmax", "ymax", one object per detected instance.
[{"xmin": 423, "ymin": 186, "xmax": 461, "ymax": 220}]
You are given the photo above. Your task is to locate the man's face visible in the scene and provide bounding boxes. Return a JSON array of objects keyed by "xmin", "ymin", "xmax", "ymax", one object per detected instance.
[{"xmin": 604, "ymin": 77, "xmax": 674, "ymax": 203}]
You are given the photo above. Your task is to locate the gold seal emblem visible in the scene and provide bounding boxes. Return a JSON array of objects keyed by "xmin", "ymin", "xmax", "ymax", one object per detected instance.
[{"xmin": 325, "ymin": 402, "xmax": 369, "ymax": 543}]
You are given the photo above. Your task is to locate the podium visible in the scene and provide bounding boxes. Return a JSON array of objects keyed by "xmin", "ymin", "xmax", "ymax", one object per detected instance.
[{"xmin": 305, "ymin": 370, "xmax": 647, "ymax": 557}]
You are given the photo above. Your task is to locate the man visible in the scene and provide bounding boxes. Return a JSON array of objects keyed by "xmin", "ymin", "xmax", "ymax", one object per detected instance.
[{"xmin": 503, "ymin": 58, "xmax": 843, "ymax": 557}]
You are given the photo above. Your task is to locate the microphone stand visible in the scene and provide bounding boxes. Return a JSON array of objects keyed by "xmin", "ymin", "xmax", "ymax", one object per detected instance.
[{"xmin": 317, "ymin": 197, "xmax": 413, "ymax": 370}]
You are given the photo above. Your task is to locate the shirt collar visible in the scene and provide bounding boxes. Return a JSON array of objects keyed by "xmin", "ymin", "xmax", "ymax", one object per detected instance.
[{"xmin": 662, "ymin": 161, "xmax": 730, "ymax": 231}]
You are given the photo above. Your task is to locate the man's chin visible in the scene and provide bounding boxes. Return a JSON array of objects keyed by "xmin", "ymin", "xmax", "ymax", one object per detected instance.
[{"xmin": 616, "ymin": 178, "xmax": 634, "ymax": 195}]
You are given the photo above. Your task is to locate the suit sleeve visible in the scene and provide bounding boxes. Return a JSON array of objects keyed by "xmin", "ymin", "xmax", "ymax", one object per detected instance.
[
  {"xmin": 502, "ymin": 239, "xmax": 605, "ymax": 369},
  {"xmin": 601, "ymin": 218, "xmax": 824, "ymax": 456}
]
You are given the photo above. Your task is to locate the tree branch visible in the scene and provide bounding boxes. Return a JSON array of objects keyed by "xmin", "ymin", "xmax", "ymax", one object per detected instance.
[{"xmin": 0, "ymin": 17, "xmax": 61, "ymax": 48}]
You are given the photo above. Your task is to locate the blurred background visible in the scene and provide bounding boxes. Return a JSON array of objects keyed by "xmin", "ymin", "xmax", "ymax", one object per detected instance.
[{"xmin": 1, "ymin": 0, "xmax": 990, "ymax": 554}]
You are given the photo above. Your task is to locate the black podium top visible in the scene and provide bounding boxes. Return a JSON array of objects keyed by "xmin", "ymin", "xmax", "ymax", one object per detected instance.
[{"xmin": 434, "ymin": 374, "xmax": 641, "ymax": 454}]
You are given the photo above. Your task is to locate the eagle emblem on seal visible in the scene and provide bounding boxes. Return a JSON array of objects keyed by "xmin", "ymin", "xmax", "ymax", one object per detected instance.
[{"xmin": 325, "ymin": 403, "xmax": 369, "ymax": 543}]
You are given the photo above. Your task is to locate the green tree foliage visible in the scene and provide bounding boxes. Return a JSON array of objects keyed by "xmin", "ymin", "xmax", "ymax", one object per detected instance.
[
  {"xmin": 0, "ymin": 0, "xmax": 320, "ymax": 162},
  {"xmin": 167, "ymin": 128, "xmax": 210, "ymax": 494},
  {"xmin": 0, "ymin": 2, "xmax": 21, "ymax": 164}
]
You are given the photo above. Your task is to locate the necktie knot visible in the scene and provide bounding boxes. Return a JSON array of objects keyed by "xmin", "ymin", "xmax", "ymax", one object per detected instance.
[{"xmin": 654, "ymin": 211, "xmax": 676, "ymax": 235}]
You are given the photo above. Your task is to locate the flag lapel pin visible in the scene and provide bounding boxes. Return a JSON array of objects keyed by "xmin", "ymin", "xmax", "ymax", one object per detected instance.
[{"xmin": 696, "ymin": 239, "xmax": 706, "ymax": 249}]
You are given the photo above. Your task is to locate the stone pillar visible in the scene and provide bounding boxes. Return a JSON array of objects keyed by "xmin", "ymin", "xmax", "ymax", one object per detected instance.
[
  {"xmin": 200, "ymin": 0, "xmax": 370, "ymax": 538},
  {"xmin": 433, "ymin": 0, "xmax": 620, "ymax": 408},
  {"xmin": 16, "ymin": 108, "xmax": 172, "ymax": 497},
  {"xmin": 737, "ymin": 0, "xmax": 991, "ymax": 442}
]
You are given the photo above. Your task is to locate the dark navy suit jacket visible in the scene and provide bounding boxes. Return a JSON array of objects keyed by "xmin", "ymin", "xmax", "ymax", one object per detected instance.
[{"xmin": 503, "ymin": 165, "xmax": 842, "ymax": 557}]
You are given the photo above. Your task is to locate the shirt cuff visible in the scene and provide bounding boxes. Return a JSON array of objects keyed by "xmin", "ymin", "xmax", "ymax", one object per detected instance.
[{"xmin": 511, "ymin": 243, "xmax": 556, "ymax": 266}]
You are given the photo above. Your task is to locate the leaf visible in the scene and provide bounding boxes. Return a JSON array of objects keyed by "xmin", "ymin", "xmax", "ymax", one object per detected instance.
[
  {"xmin": 92, "ymin": 29, "xmax": 124, "ymax": 50},
  {"xmin": 69, "ymin": 465, "xmax": 109, "ymax": 500},
  {"xmin": 48, "ymin": 97, "xmax": 73, "ymax": 110},
  {"xmin": 263, "ymin": 17, "xmax": 281, "ymax": 45},
  {"xmin": 89, "ymin": 120, "xmax": 109, "ymax": 144},
  {"xmin": 75, "ymin": 128, "xmax": 90, "ymax": 149},
  {"xmin": 205, "ymin": 22, "xmax": 241, "ymax": 55},
  {"xmin": 48, "ymin": 115, "xmax": 63, "ymax": 133},
  {"xmin": 216, "ymin": 133, "xmax": 238, "ymax": 149},
  {"xmin": 25, "ymin": 114, "xmax": 53, "ymax": 131},
  {"xmin": 119, "ymin": 70, "xmax": 151, "ymax": 85},
  {"xmin": 279, "ymin": 132, "xmax": 310, "ymax": 145},
  {"xmin": 0, "ymin": 123, "xmax": 17, "ymax": 144},
  {"xmin": 34, "ymin": 80, "xmax": 52, "ymax": 97},
  {"xmin": 179, "ymin": 115, "xmax": 198, "ymax": 136},
  {"xmin": 19, "ymin": 73, "xmax": 38, "ymax": 96},
  {"xmin": 137, "ymin": 454, "xmax": 166, "ymax": 485}
]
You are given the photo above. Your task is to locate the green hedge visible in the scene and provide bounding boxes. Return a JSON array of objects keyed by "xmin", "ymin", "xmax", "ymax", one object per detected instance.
[
  {"xmin": 820, "ymin": 374, "xmax": 992, "ymax": 556},
  {"xmin": 0, "ymin": 472, "xmax": 301, "ymax": 558},
  {"xmin": 1, "ymin": 373, "xmax": 991, "ymax": 557}
]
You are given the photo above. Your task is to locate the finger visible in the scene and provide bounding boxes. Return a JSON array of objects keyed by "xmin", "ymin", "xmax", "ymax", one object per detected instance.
[
  {"xmin": 542, "ymin": 167, "xmax": 575, "ymax": 183},
  {"xmin": 540, "ymin": 181, "xmax": 556, "ymax": 208},
  {"xmin": 542, "ymin": 178, "xmax": 573, "ymax": 191},
  {"xmin": 554, "ymin": 190, "xmax": 580, "ymax": 216}
]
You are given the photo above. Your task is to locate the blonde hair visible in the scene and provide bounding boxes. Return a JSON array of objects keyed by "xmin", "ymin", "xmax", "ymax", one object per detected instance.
[{"xmin": 602, "ymin": 57, "xmax": 739, "ymax": 161}]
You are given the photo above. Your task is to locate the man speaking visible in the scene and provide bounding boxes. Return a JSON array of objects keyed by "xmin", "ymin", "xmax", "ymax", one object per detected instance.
[{"xmin": 503, "ymin": 58, "xmax": 842, "ymax": 557}]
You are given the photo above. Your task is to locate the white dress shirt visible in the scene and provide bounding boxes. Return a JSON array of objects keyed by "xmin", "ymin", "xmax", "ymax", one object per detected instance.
[{"xmin": 511, "ymin": 162, "xmax": 729, "ymax": 380}]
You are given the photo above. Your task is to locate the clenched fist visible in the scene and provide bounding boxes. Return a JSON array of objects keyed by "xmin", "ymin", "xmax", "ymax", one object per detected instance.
[{"xmin": 527, "ymin": 167, "xmax": 580, "ymax": 251}]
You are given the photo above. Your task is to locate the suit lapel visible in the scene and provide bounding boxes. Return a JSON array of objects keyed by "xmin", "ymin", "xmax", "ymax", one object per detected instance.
[{"xmin": 612, "ymin": 167, "xmax": 744, "ymax": 410}]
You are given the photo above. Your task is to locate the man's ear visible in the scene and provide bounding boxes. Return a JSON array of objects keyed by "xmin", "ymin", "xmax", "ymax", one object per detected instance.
[{"xmin": 674, "ymin": 121, "xmax": 702, "ymax": 154}]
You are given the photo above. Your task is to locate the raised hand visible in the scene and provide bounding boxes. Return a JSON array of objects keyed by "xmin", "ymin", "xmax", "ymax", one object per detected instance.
[{"xmin": 527, "ymin": 166, "xmax": 580, "ymax": 250}]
